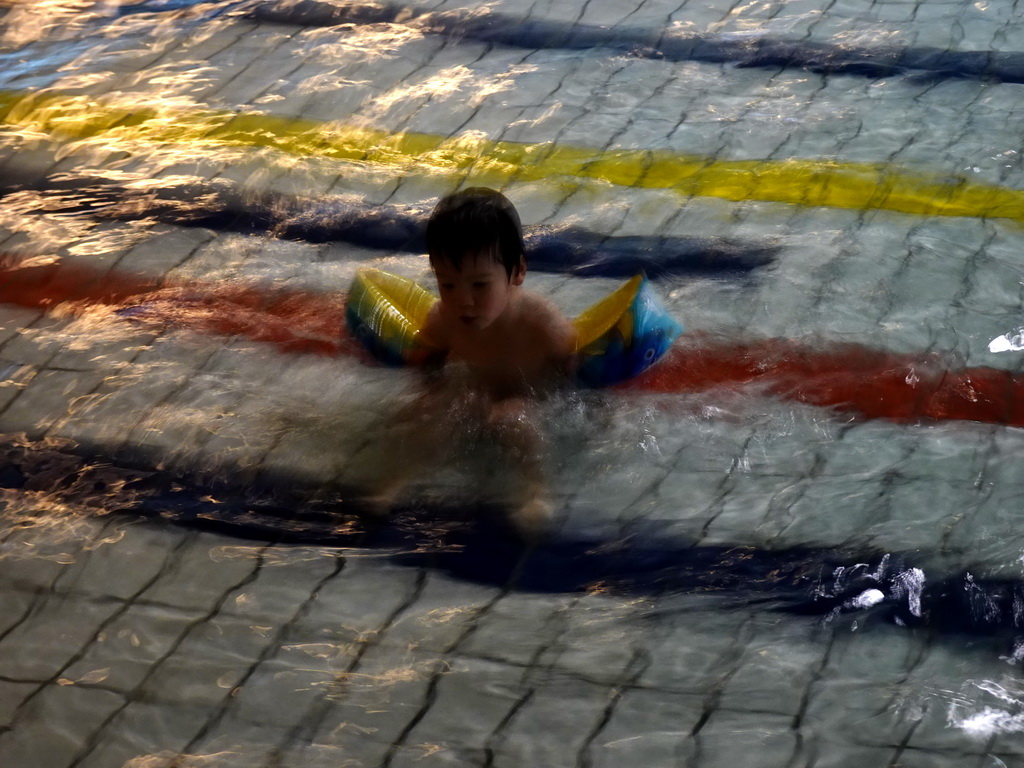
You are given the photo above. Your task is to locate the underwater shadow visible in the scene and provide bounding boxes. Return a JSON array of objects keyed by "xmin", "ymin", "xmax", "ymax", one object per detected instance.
[
  {"xmin": 2, "ymin": 434, "xmax": 1023, "ymax": 653},
  {"xmin": 0, "ymin": 176, "xmax": 779, "ymax": 279}
]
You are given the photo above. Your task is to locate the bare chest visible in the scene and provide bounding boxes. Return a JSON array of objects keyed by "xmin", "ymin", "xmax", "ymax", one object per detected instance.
[{"xmin": 449, "ymin": 331, "xmax": 545, "ymax": 371}]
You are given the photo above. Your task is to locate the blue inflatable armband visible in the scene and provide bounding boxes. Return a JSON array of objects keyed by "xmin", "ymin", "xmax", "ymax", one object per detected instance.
[{"xmin": 572, "ymin": 275, "xmax": 683, "ymax": 387}]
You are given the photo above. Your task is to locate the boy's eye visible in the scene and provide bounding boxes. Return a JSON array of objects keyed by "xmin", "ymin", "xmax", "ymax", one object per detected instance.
[
  {"xmin": 440, "ymin": 283, "xmax": 455, "ymax": 291},
  {"xmin": 472, "ymin": 282, "xmax": 489, "ymax": 290}
]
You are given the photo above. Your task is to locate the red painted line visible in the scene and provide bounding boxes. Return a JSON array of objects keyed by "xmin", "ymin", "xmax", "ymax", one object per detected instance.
[
  {"xmin": 3, "ymin": 253, "xmax": 1022, "ymax": 427},
  {"xmin": 626, "ymin": 337, "xmax": 1024, "ymax": 427},
  {"xmin": 0, "ymin": 254, "xmax": 365, "ymax": 358}
]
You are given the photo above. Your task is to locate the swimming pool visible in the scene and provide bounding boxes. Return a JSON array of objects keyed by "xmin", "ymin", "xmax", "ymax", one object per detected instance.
[{"xmin": 2, "ymin": 0, "xmax": 1024, "ymax": 765}]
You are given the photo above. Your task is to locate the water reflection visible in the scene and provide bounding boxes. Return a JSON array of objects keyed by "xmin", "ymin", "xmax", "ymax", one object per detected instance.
[
  {"xmin": 0, "ymin": 0, "xmax": 113, "ymax": 48},
  {"xmin": 4, "ymin": 429, "xmax": 1024, "ymax": 657},
  {"xmin": 3, "ymin": 86, "xmax": 1023, "ymax": 224},
  {"xmin": 250, "ymin": 1, "xmax": 1024, "ymax": 84},
  {"xmin": 2, "ymin": 1, "xmax": 1024, "ymax": 764}
]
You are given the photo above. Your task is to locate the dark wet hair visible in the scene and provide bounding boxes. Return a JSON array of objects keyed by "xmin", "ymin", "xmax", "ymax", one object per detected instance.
[{"xmin": 425, "ymin": 187, "xmax": 525, "ymax": 279}]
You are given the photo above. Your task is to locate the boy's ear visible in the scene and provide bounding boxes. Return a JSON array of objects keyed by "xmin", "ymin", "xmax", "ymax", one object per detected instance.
[{"xmin": 510, "ymin": 258, "xmax": 526, "ymax": 286}]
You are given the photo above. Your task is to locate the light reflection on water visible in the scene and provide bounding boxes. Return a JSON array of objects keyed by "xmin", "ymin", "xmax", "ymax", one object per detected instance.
[
  {"xmin": 0, "ymin": 0, "xmax": 111, "ymax": 48},
  {"xmin": 3, "ymin": 0, "xmax": 1024, "ymax": 765}
]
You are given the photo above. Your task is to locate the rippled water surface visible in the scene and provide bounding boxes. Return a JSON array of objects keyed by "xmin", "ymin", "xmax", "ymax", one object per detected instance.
[{"xmin": 2, "ymin": 0, "xmax": 1024, "ymax": 766}]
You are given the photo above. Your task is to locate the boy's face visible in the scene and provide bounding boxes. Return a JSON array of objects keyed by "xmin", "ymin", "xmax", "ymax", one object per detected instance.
[{"xmin": 432, "ymin": 250, "xmax": 525, "ymax": 331}]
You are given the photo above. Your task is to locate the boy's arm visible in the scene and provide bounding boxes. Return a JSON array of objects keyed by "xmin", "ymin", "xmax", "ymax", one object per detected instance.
[
  {"xmin": 419, "ymin": 302, "xmax": 450, "ymax": 369},
  {"xmin": 534, "ymin": 298, "xmax": 578, "ymax": 377},
  {"xmin": 554, "ymin": 315, "xmax": 579, "ymax": 377}
]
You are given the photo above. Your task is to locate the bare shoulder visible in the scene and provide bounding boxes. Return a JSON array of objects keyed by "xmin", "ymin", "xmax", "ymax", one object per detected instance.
[
  {"xmin": 518, "ymin": 291, "xmax": 569, "ymax": 326},
  {"xmin": 421, "ymin": 300, "xmax": 450, "ymax": 350},
  {"xmin": 517, "ymin": 290, "xmax": 577, "ymax": 355}
]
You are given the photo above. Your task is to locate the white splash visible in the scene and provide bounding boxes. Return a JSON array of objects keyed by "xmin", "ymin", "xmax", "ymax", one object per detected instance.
[
  {"xmin": 843, "ymin": 588, "xmax": 885, "ymax": 610},
  {"xmin": 988, "ymin": 330, "xmax": 1024, "ymax": 353},
  {"xmin": 892, "ymin": 568, "xmax": 925, "ymax": 617},
  {"xmin": 949, "ymin": 679, "xmax": 1024, "ymax": 739},
  {"xmin": 957, "ymin": 708, "xmax": 1024, "ymax": 737}
]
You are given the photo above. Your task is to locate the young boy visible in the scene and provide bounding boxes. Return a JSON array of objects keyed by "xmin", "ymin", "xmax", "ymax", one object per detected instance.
[
  {"xmin": 422, "ymin": 187, "xmax": 577, "ymax": 397},
  {"xmin": 376, "ymin": 187, "xmax": 577, "ymax": 536}
]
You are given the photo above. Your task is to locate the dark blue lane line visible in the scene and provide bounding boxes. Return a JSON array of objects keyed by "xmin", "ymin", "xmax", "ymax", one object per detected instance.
[
  {"xmin": 0, "ymin": 177, "xmax": 778, "ymax": 279},
  {"xmin": 247, "ymin": 0, "xmax": 1024, "ymax": 84},
  {"xmin": 153, "ymin": 492, "xmax": 1024, "ymax": 643},
  {"xmin": 1, "ymin": 435, "xmax": 1020, "ymax": 649},
  {"xmin": 525, "ymin": 225, "xmax": 777, "ymax": 279}
]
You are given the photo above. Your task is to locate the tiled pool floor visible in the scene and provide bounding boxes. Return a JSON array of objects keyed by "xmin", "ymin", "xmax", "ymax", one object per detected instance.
[{"xmin": 2, "ymin": 0, "xmax": 1024, "ymax": 765}]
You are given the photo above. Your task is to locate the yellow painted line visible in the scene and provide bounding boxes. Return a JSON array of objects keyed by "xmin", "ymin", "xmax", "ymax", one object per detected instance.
[{"xmin": 2, "ymin": 88, "xmax": 1022, "ymax": 224}]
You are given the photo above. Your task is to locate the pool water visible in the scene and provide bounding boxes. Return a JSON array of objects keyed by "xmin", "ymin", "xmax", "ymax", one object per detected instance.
[{"xmin": 2, "ymin": 0, "xmax": 1024, "ymax": 766}]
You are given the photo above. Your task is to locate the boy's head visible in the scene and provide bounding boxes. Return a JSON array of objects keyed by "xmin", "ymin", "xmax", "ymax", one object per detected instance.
[{"xmin": 425, "ymin": 187, "xmax": 524, "ymax": 280}]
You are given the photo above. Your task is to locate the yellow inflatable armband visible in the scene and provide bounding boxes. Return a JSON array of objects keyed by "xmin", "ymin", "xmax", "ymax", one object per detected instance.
[{"xmin": 345, "ymin": 268, "xmax": 682, "ymax": 385}]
